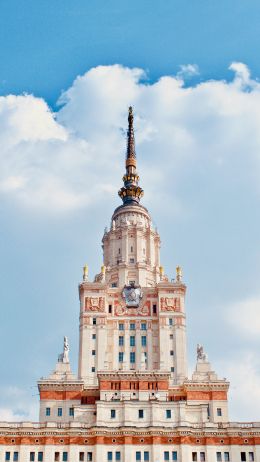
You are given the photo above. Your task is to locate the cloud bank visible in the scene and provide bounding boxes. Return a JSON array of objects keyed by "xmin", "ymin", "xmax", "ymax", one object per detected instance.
[
  {"xmin": 1, "ymin": 63, "xmax": 260, "ymax": 422},
  {"xmin": 0, "ymin": 63, "xmax": 260, "ymax": 212}
]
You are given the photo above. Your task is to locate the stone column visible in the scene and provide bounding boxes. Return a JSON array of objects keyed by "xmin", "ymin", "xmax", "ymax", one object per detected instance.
[
  {"xmin": 124, "ymin": 322, "xmax": 130, "ymax": 370},
  {"xmin": 147, "ymin": 324, "xmax": 153, "ymax": 370},
  {"xmin": 136, "ymin": 324, "xmax": 141, "ymax": 369}
]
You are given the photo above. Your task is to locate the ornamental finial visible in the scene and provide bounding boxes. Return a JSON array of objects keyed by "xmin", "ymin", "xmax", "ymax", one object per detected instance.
[
  {"xmin": 83, "ymin": 264, "xmax": 88, "ymax": 281},
  {"xmin": 176, "ymin": 266, "xmax": 182, "ymax": 282}
]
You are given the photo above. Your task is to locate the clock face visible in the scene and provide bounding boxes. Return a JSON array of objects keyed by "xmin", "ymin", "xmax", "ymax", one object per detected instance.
[{"xmin": 122, "ymin": 284, "xmax": 143, "ymax": 307}]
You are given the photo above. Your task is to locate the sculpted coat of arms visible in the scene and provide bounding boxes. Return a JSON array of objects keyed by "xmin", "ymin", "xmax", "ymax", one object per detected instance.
[
  {"xmin": 122, "ymin": 283, "xmax": 143, "ymax": 308},
  {"xmin": 85, "ymin": 297, "xmax": 105, "ymax": 312}
]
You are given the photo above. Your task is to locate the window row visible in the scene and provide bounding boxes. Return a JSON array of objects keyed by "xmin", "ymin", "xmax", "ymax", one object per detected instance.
[
  {"xmin": 216, "ymin": 453, "xmax": 230, "ymax": 462},
  {"xmin": 136, "ymin": 452, "xmax": 150, "ymax": 461},
  {"xmin": 30, "ymin": 454, "xmax": 44, "ymax": 461},
  {"xmin": 164, "ymin": 452, "xmax": 178, "ymax": 461},
  {"xmin": 4, "ymin": 450, "xmax": 255, "ymax": 462},
  {"xmin": 119, "ymin": 323, "xmax": 147, "ymax": 331},
  {"xmin": 118, "ymin": 335, "xmax": 147, "ymax": 346},
  {"xmin": 240, "ymin": 452, "xmax": 254, "ymax": 462},
  {"xmin": 45, "ymin": 407, "xmax": 74, "ymax": 417},
  {"xmin": 5, "ymin": 453, "xmax": 19, "ymax": 461},
  {"xmin": 5, "ymin": 453, "xmax": 93, "ymax": 462},
  {"xmin": 192, "ymin": 453, "xmax": 206, "ymax": 462},
  {"xmin": 107, "ymin": 452, "xmax": 121, "ymax": 461},
  {"xmin": 110, "ymin": 409, "xmax": 173, "ymax": 419}
]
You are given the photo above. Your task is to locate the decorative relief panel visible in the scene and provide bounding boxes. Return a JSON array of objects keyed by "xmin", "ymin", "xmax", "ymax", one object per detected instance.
[
  {"xmin": 114, "ymin": 298, "xmax": 151, "ymax": 317},
  {"xmin": 160, "ymin": 297, "xmax": 181, "ymax": 312},
  {"xmin": 85, "ymin": 297, "xmax": 105, "ymax": 312}
]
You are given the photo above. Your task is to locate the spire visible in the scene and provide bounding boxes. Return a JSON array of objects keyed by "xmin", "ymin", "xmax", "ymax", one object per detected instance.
[
  {"xmin": 126, "ymin": 106, "xmax": 136, "ymax": 160},
  {"xmin": 118, "ymin": 107, "xmax": 144, "ymax": 206}
]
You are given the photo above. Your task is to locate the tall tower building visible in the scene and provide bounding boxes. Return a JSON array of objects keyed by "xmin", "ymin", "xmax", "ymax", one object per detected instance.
[
  {"xmin": 78, "ymin": 106, "xmax": 187, "ymax": 389},
  {"xmin": 0, "ymin": 108, "xmax": 259, "ymax": 462}
]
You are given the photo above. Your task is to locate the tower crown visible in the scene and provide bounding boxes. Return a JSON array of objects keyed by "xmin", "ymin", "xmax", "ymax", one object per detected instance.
[{"xmin": 118, "ymin": 107, "xmax": 144, "ymax": 205}]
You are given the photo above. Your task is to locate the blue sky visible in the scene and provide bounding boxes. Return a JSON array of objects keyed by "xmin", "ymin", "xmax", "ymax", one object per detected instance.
[
  {"xmin": 1, "ymin": 0, "xmax": 260, "ymax": 105},
  {"xmin": 0, "ymin": 1, "xmax": 260, "ymax": 421}
]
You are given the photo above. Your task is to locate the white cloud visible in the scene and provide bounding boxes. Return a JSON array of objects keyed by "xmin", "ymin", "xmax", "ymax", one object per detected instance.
[
  {"xmin": 0, "ymin": 62, "xmax": 260, "ymax": 214},
  {"xmin": 226, "ymin": 297, "xmax": 260, "ymax": 339},
  {"xmin": 0, "ymin": 386, "xmax": 38, "ymax": 422},
  {"xmin": 216, "ymin": 352, "xmax": 260, "ymax": 421},
  {"xmin": 177, "ymin": 64, "xmax": 200, "ymax": 78}
]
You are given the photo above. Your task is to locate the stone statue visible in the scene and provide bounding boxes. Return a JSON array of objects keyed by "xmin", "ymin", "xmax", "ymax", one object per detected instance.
[
  {"xmin": 63, "ymin": 336, "xmax": 70, "ymax": 363},
  {"xmin": 197, "ymin": 343, "xmax": 208, "ymax": 362},
  {"xmin": 58, "ymin": 336, "xmax": 70, "ymax": 363}
]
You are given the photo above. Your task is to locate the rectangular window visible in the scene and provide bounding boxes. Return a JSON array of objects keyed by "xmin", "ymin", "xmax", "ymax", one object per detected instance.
[
  {"xmin": 169, "ymin": 318, "xmax": 173, "ymax": 326},
  {"xmin": 141, "ymin": 323, "xmax": 147, "ymax": 330},
  {"xmin": 46, "ymin": 407, "xmax": 50, "ymax": 416},
  {"xmin": 136, "ymin": 453, "xmax": 141, "ymax": 462},
  {"xmin": 79, "ymin": 453, "xmax": 84, "ymax": 462},
  {"xmin": 107, "ymin": 453, "xmax": 113, "ymax": 461},
  {"xmin": 119, "ymin": 323, "xmax": 124, "ymax": 331},
  {"xmin": 69, "ymin": 407, "xmax": 74, "ymax": 417},
  {"xmin": 119, "ymin": 336, "xmax": 124, "ymax": 346},
  {"xmin": 93, "ymin": 318, "xmax": 96, "ymax": 325},
  {"xmin": 13, "ymin": 454, "xmax": 19, "ymax": 462},
  {"xmin": 119, "ymin": 352, "xmax": 124, "ymax": 362},
  {"xmin": 92, "ymin": 350, "xmax": 95, "ymax": 355},
  {"xmin": 172, "ymin": 452, "xmax": 177, "ymax": 461},
  {"xmin": 200, "ymin": 453, "xmax": 205, "ymax": 462},
  {"xmin": 30, "ymin": 453, "xmax": 35, "ymax": 462},
  {"xmin": 130, "ymin": 323, "xmax": 135, "ymax": 330},
  {"xmin": 166, "ymin": 409, "xmax": 171, "ymax": 419},
  {"xmin": 57, "ymin": 407, "xmax": 62, "ymax": 417},
  {"xmin": 164, "ymin": 452, "xmax": 170, "ymax": 461},
  {"xmin": 115, "ymin": 452, "xmax": 121, "ymax": 461},
  {"xmin": 192, "ymin": 453, "xmax": 197, "ymax": 462},
  {"xmin": 62, "ymin": 453, "xmax": 68, "ymax": 462},
  {"xmin": 91, "ymin": 366, "xmax": 95, "ymax": 372},
  {"xmin": 111, "ymin": 409, "xmax": 116, "ymax": 418},
  {"xmin": 129, "ymin": 258, "xmax": 135, "ymax": 263},
  {"xmin": 38, "ymin": 452, "xmax": 43, "ymax": 462},
  {"xmin": 217, "ymin": 408, "xmax": 222, "ymax": 416},
  {"xmin": 130, "ymin": 336, "xmax": 135, "ymax": 346},
  {"xmin": 5, "ymin": 453, "xmax": 10, "ymax": 461},
  {"xmin": 92, "ymin": 334, "xmax": 96, "ymax": 339},
  {"xmin": 170, "ymin": 334, "xmax": 173, "ymax": 339},
  {"xmin": 171, "ymin": 367, "xmax": 175, "ymax": 372},
  {"xmin": 130, "ymin": 352, "xmax": 135, "ymax": 363},
  {"xmin": 112, "ymin": 282, "xmax": 117, "ymax": 288},
  {"xmin": 109, "ymin": 304, "xmax": 112, "ymax": 313},
  {"xmin": 216, "ymin": 453, "xmax": 222, "ymax": 462},
  {"xmin": 87, "ymin": 454, "xmax": 92, "ymax": 462},
  {"xmin": 141, "ymin": 336, "xmax": 147, "ymax": 347},
  {"xmin": 170, "ymin": 350, "xmax": 174, "ymax": 356},
  {"xmin": 138, "ymin": 409, "xmax": 144, "ymax": 418},
  {"xmin": 224, "ymin": 454, "xmax": 230, "ymax": 462},
  {"xmin": 249, "ymin": 453, "xmax": 254, "ymax": 462},
  {"xmin": 54, "ymin": 453, "xmax": 60, "ymax": 462},
  {"xmin": 144, "ymin": 452, "xmax": 149, "ymax": 461},
  {"xmin": 153, "ymin": 304, "xmax": 157, "ymax": 314},
  {"xmin": 241, "ymin": 453, "xmax": 246, "ymax": 462}
]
